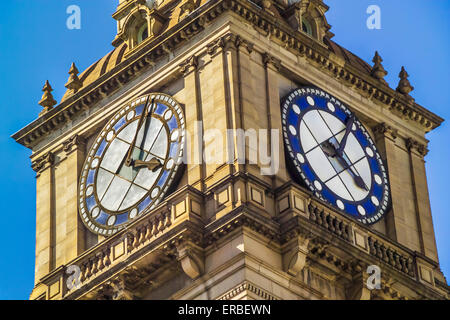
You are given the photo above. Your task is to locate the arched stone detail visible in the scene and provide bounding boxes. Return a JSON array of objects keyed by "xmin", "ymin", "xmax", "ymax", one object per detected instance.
[
  {"xmin": 283, "ymin": 0, "xmax": 333, "ymax": 42},
  {"xmin": 113, "ymin": 4, "xmax": 167, "ymax": 50}
]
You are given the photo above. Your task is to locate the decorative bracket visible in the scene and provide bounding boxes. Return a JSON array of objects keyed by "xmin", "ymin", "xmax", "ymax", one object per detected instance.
[
  {"xmin": 177, "ymin": 241, "xmax": 204, "ymax": 279},
  {"xmin": 282, "ymin": 234, "xmax": 312, "ymax": 276},
  {"xmin": 346, "ymin": 273, "xmax": 371, "ymax": 300},
  {"xmin": 97, "ymin": 277, "xmax": 134, "ymax": 300}
]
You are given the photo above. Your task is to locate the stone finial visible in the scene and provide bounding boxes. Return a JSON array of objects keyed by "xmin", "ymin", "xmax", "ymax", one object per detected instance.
[
  {"xmin": 396, "ymin": 66, "xmax": 414, "ymax": 95},
  {"xmin": 65, "ymin": 62, "xmax": 83, "ymax": 93},
  {"xmin": 38, "ymin": 80, "xmax": 57, "ymax": 116},
  {"xmin": 371, "ymin": 51, "xmax": 388, "ymax": 83}
]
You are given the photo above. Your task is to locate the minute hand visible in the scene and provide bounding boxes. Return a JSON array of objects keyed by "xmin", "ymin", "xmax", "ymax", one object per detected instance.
[
  {"xmin": 336, "ymin": 115, "xmax": 355, "ymax": 157},
  {"xmin": 125, "ymin": 96, "xmax": 151, "ymax": 167}
]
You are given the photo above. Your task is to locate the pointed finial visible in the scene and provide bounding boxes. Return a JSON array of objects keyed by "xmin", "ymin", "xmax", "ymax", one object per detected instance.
[
  {"xmin": 371, "ymin": 51, "xmax": 388, "ymax": 83},
  {"xmin": 396, "ymin": 66, "xmax": 414, "ymax": 95},
  {"xmin": 65, "ymin": 62, "xmax": 83, "ymax": 93},
  {"xmin": 38, "ymin": 80, "xmax": 57, "ymax": 116}
]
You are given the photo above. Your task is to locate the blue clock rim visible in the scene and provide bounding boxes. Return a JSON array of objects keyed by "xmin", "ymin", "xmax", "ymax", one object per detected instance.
[
  {"xmin": 281, "ymin": 87, "xmax": 390, "ymax": 225},
  {"xmin": 78, "ymin": 93, "xmax": 185, "ymax": 236}
]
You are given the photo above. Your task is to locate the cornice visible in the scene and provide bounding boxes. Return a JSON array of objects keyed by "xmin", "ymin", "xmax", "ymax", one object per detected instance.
[{"xmin": 12, "ymin": 0, "xmax": 444, "ymax": 151}]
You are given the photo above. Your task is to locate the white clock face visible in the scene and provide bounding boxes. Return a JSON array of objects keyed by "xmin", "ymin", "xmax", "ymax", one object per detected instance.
[
  {"xmin": 79, "ymin": 93, "xmax": 185, "ymax": 235},
  {"xmin": 298, "ymin": 109, "xmax": 371, "ymax": 202},
  {"xmin": 282, "ymin": 87, "xmax": 390, "ymax": 224}
]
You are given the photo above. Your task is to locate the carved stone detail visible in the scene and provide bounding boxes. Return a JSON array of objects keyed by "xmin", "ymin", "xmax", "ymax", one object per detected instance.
[
  {"xmin": 235, "ymin": 35, "xmax": 254, "ymax": 54},
  {"xmin": 31, "ymin": 152, "xmax": 55, "ymax": 173},
  {"xmin": 179, "ymin": 55, "xmax": 198, "ymax": 76},
  {"xmin": 282, "ymin": 234, "xmax": 312, "ymax": 276},
  {"xmin": 62, "ymin": 134, "xmax": 86, "ymax": 153},
  {"xmin": 261, "ymin": 0, "xmax": 281, "ymax": 18},
  {"xmin": 282, "ymin": 0, "xmax": 333, "ymax": 41},
  {"xmin": 177, "ymin": 241, "xmax": 204, "ymax": 279},
  {"xmin": 406, "ymin": 138, "xmax": 429, "ymax": 157},
  {"xmin": 65, "ymin": 63, "xmax": 83, "ymax": 94},
  {"xmin": 217, "ymin": 281, "xmax": 279, "ymax": 300},
  {"xmin": 396, "ymin": 66, "xmax": 414, "ymax": 96},
  {"xmin": 262, "ymin": 52, "xmax": 281, "ymax": 71},
  {"xmin": 370, "ymin": 51, "xmax": 388, "ymax": 84},
  {"xmin": 206, "ymin": 34, "xmax": 237, "ymax": 56},
  {"xmin": 179, "ymin": 0, "xmax": 200, "ymax": 21},
  {"xmin": 97, "ymin": 277, "xmax": 134, "ymax": 300},
  {"xmin": 38, "ymin": 80, "xmax": 57, "ymax": 116},
  {"xmin": 373, "ymin": 122, "xmax": 398, "ymax": 141},
  {"xmin": 346, "ymin": 273, "xmax": 371, "ymax": 300}
]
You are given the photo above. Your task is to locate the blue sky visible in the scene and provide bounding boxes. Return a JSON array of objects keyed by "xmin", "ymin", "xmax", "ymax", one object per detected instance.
[{"xmin": 0, "ymin": 0, "xmax": 448, "ymax": 299}]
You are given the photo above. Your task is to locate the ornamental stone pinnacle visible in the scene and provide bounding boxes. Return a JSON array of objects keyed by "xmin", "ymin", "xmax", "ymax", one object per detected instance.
[
  {"xmin": 396, "ymin": 66, "xmax": 414, "ymax": 95},
  {"xmin": 371, "ymin": 51, "xmax": 388, "ymax": 84},
  {"xmin": 65, "ymin": 62, "xmax": 83, "ymax": 93},
  {"xmin": 38, "ymin": 80, "xmax": 57, "ymax": 116}
]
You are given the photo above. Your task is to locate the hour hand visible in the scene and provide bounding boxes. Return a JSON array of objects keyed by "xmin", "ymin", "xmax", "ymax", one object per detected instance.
[
  {"xmin": 336, "ymin": 115, "xmax": 355, "ymax": 157},
  {"xmin": 335, "ymin": 155, "xmax": 368, "ymax": 191},
  {"xmin": 133, "ymin": 158, "xmax": 162, "ymax": 172},
  {"xmin": 322, "ymin": 140, "xmax": 368, "ymax": 191},
  {"xmin": 125, "ymin": 97, "xmax": 152, "ymax": 167}
]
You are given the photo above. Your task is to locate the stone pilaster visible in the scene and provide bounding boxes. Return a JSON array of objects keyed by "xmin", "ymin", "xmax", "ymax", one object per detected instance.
[
  {"xmin": 179, "ymin": 55, "xmax": 205, "ymax": 192},
  {"xmin": 49, "ymin": 135, "xmax": 87, "ymax": 272},
  {"xmin": 262, "ymin": 52, "xmax": 287, "ymax": 185},
  {"xmin": 372, "ymin": 123, "xmax": 401, "ymax": 241},
  {"xmin": 372, "ymin": 123, "xmax": 422, "ymax": 253},
  {"xmin": 32, "ymin": 152, "xmax": 56, "ymax": 284},
  {"xmin": 405, "ymin": 138, "xmax": 439, "ymax": 262}
]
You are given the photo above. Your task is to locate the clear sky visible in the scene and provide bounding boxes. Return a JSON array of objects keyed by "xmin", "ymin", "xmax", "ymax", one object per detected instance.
[{"xmin": 0, "ymin": 0, "xmax": 448, "ymax": 299}]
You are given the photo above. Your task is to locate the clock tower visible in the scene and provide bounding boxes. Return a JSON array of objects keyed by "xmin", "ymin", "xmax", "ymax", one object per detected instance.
[{"xmin": 13, "ymin": 0, "xmax": 449, "ymax": 300}]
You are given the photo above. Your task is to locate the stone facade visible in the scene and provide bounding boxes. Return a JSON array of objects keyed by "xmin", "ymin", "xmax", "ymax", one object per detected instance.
[{"xmin": 12, "ymin": 0, "xmax": 449, "ymax": 300}]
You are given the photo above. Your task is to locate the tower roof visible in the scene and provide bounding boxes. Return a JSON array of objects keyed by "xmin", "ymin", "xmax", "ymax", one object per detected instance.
[
  {"xmin": 61, "ymin": 43, "xmax": 128, "ymax": 103},
  {"xmin": 60, "ymin": 21, "xmax": 374, "ymax": 102},
  {"xmin": 12, "ymin": 0, "xmax": 444, "ymax": 149}
]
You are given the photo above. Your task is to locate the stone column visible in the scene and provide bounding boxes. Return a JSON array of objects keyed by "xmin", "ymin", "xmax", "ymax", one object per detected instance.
[{"xmin": 406, "ymin": 138, "xmax": 439, "ymax": 262}]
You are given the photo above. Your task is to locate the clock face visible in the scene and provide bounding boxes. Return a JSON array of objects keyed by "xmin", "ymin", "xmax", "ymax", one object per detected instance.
[
  {"xmin": 282, "ymin": 87, "xmax": 390, "ymax": 224},
  {"xmin": 79, "ymin": 93, "xmax": 185, "ymax": 235}
]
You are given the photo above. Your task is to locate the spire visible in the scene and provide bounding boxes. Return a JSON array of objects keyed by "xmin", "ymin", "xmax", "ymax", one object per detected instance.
[
  {"xmin": 38, "ymin": 80, "xmax": 57, "ymax": 116},
  {"xmin": 370, "ymin": 51, "xmax": 388, "ymax": 83},
  {"xmin": 65, "ymin": 62, "xmax": 83, "ymax": 93},
  {"xmin": 396, "ymin": 66, "xmax": 414, "ymax": 95}
]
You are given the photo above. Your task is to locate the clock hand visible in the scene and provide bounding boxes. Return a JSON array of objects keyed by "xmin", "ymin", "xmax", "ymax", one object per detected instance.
[
  {"xmin": 124, "ymin": 96, "xmax": 152, "ymax": 167},
  {"xmin": 336, "ymin": 115, "xmax": 355, "ymax": 157},
  {"xmin": 134, "ymin": 158, "xmax": 162, "ymax": 172},
  {"xmin": 334, "ymin": 153, "xmax": 368, "ymax": 191},
  {"xmin": 321, "ymin": 139, "xmax": 368, "ymax": 191}
]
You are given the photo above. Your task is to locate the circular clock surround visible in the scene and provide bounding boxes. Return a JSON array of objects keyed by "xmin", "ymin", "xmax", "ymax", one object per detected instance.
[
  {"xmin": 282, "ymin": 87, "xmax": 390, "ymax": 224},
  {"xmin": 78, "ymin": 93, "xmax": 185, "ymax": 235}
]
